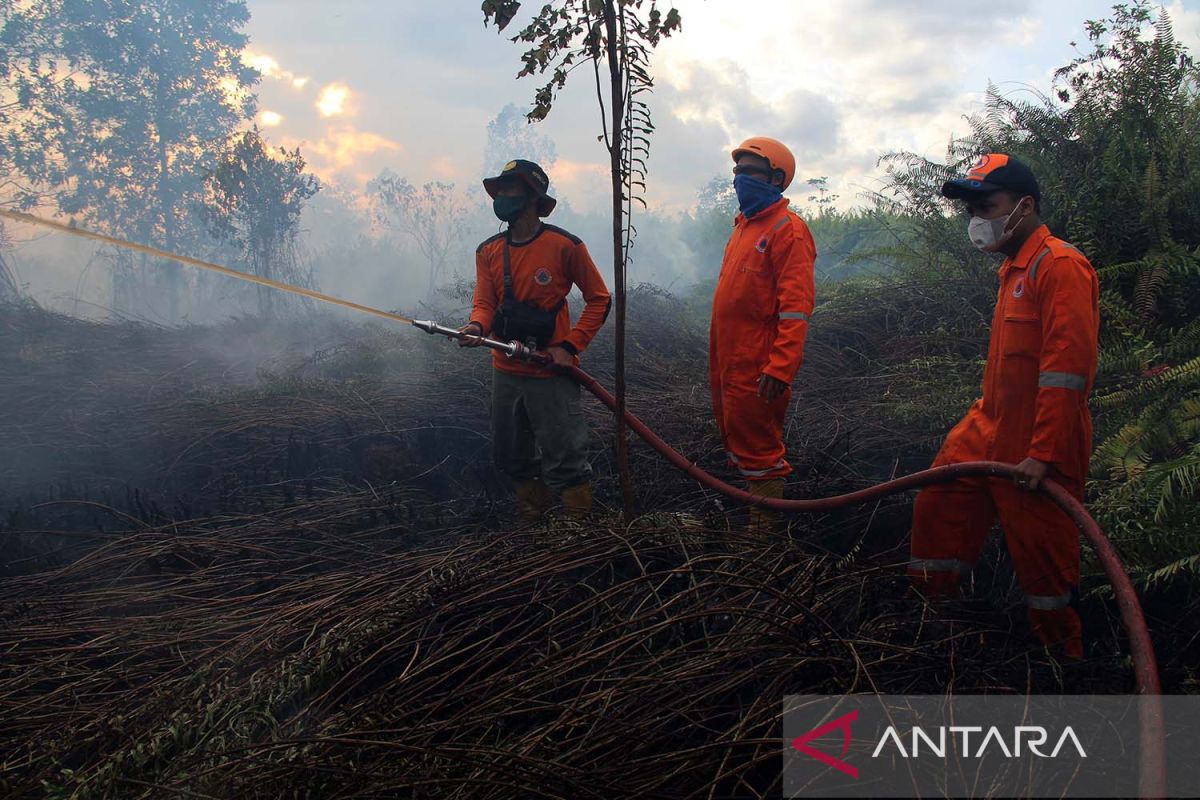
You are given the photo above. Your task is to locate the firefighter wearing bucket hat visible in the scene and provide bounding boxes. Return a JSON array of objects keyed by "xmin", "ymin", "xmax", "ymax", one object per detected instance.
[
  {"xmin": 458, "ymin": 159, "xmax": 611, "ymax": 521},
  {"xmin": 709, "ymin": 137, "xmax": 816, "ymax": 530},
  {"xmin": 908, "ymin": 153, "xmax": 1099, "ymax": 659}
]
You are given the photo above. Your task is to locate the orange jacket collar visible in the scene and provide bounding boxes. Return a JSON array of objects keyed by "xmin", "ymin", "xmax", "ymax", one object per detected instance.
[{"xmin": 1002, "ymin": 224, "xmax": 1052, "ymax": 273}]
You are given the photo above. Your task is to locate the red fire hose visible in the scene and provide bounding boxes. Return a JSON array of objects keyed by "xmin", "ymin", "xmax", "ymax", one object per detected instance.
[{"xmin": 567, "ymin": 365, "xmax": 1167, "ymax": 798}]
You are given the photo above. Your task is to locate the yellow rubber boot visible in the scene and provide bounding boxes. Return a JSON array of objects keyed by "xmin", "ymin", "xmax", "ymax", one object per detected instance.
[
  {"xmin": 514, "ymin": 479, "xmax": 554, "ymax": 522},
  {"xmin": 747, "ymin": 478, "xmax": 785, "ymax": 531},
  {"xmin": 560, "ymin": 482, "xmax": 593, "ymax": 518}
]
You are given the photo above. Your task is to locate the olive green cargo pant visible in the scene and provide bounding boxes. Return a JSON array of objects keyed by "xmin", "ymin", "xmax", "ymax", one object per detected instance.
[{"xmin": 491, "ymin": 369, "xmax": 592, "ymax": 491}]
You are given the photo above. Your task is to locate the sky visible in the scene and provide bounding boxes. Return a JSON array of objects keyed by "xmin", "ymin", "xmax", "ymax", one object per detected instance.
[{"xmin": 241, "ymin": 0, "xmax": 1200, "ymax": 214}]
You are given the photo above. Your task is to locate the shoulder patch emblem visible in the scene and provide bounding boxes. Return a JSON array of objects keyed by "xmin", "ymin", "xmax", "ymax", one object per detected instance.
[
  {"xmin": 534, "ymin": 268, "xmax": 553, "ymax": 286},
  {"xmin": 1012, "ymin": 278, "xmax": 1025, "ymax": 298},
  {"xmin": 755, "ymin": 236, "xmax": 768, "ymax": 254}
]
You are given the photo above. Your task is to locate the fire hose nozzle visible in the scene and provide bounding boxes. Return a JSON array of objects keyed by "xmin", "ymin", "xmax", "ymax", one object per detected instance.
[
  {"xmin": 411, "ymin": 319, "xmax": 448, "ymax": 336},
  {"xmin": 411, "ymin": 319, "xmax": 542, "ymax": 361}
]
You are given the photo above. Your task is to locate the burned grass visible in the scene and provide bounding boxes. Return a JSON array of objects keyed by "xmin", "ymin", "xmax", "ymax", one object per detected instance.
[{"xmin": 0, "ymin": 297, "xmax": 1185, "ymax": 798}]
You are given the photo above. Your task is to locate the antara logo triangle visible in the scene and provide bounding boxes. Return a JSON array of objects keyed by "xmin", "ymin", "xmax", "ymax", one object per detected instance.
[{"xmin": 791, "ymin": 710, "xmax": 860, "ymax": 779}]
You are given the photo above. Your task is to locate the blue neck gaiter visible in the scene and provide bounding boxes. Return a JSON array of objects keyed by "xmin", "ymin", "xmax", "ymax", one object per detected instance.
[{"xmin": 734, "ymin": 174, "xmax": 783, "ymax": 218}]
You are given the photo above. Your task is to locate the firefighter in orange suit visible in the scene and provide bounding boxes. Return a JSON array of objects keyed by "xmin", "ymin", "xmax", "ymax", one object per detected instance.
[
  {"xmin": 909, "ymin": 154, "xmax": 1099, "ymax": 659},
  {"xmin": 710, "ymin": 137, "xmax": 816, "ymax": 528}
]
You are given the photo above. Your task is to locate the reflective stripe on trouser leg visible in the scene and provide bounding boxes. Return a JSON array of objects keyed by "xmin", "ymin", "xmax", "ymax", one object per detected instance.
[
  {"xmin": 717, "ymin": 381, "xmax": 792, "ymax": 479},
  {"xmin": 909, "ymin": 476, "xmax": 997, "ymax": 594},
  {"xmin": 1025, "ymin": 592, "xmax": 1072, "ymax": 610},
  {"xmin": 992, "ymin": 475, "xmax": 1082, "ymax": 650},
  {"xmin": 736, "ymin": 458, "xmax": 788, "ymax": 478},
  {"xmin": 908, "ymin": 558, "xmax": 971, "ymax": 575}
]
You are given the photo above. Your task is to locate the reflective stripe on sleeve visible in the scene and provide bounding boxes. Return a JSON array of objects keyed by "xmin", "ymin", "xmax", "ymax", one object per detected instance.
[
  {"xmin": 779, "ymin": 311, "xmax": 809, "ymax": 320},
  {"xmin": 1039, "ymin": 371, "xmax": 1087, "ymax": 391}
]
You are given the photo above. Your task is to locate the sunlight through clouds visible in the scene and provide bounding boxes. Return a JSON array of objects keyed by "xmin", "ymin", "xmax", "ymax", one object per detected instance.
[
  {"xmin": 258, "ymin": 110, "xmax": 283, "ymax": 127},
  {"xmin": 290, "ymin": 126, "xmax": 402, "ymax": 183},
  {"xmin": 316, "ymin": 84, "xmax": 351, "ymax": 118},
  {"xmin": 243, "ymin": 49, "xmax": 311, "ymax": 91},
  {"xmin": 245, "ymin": 51, "xmax": 281, "ymax": 76}
]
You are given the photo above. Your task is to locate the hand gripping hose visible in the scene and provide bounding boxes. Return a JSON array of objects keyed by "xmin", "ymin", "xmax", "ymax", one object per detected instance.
[{"xmin": 0, "ymin": 211, "xmax": 1166, "ymax": 797}]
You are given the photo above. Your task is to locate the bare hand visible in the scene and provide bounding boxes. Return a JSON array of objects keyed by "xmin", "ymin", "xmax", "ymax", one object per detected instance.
[
  {"xmin": 457, "ymin": 322, "xmax": 483, "ymax": 347},
  {"xmin": 757, "ymin": 373, "xmax": 788, "ymax": 401},
  {"xmin": 544, "ymin": 345, "xmax": 575, "ymax": 368},
  {"xmin": 1013, "ymin": 457, "xmax": 1049, "ymax": 490}
]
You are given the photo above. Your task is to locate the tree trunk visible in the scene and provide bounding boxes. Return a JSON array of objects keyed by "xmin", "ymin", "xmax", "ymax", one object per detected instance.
[
  {"xmin": 603, "ymin": 1, "xmax": 636, "ymax": 519},
  {"xmin": 155, "ymin": 98, "xmax": 179, "ymax": 321},
  {"xmin": 0, "ymin": 250, "xmax": 19, "ymax": 303}
]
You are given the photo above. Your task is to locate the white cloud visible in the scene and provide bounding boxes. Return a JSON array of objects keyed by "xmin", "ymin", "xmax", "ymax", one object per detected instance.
[
  {"xmin": 1165, "ymin": 2, "xmax": 1200, "ymax": 55},
  {"xmin": 550, "ymin": 158, "xmax": 607, "ymax": 191},
  {"xmin": 316, "ymin": 83, "xmax": 352, "ymax": 118},
  {"xmin": 258, "ymin": 110, "xmax": 283, "ymax": 127},
  {"xmin": 647, "ymin": 0, "xmax": 1048, "ymax": 208}
]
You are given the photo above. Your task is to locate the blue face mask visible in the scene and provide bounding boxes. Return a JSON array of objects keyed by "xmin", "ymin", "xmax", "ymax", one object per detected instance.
[
  {"xmin": 493, "ymin": 195, "xmax": 528, "ymax": 223},
  {"xmin": 733, "ymin": 174, "xmax": 783, "ymax": 218}
]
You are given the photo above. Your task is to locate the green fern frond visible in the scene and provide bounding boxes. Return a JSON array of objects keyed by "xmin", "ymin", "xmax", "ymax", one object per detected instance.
[
  {"xmin": 1143, "ymin": 553, "xmax": 1200, "ymax": 590},
  {"xmin": 1092, "ymin": 355, "xmax": 1200, "ymax": 408}
]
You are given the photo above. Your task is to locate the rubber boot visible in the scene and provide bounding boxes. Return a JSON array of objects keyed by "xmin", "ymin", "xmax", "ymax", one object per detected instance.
[
  {"xmin": 560, "ymin": 482, "xmax": 593, "ymax": 518},
  {"xmin": 747, "ymin": 478, "xmax": 784, "ymax": 532},
  {"xmin": 514, "ymin": 479, "xmax": 554, "ymax": 522}
]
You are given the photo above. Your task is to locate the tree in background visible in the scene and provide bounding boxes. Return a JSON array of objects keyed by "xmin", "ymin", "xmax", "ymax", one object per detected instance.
[
  {"xmin": 483, "ymin": 103, "xmax": 558, "ymax": 177},
  {"xmin": 482, "ymin": 0, "xmax": 681, "ymax": 516},
  {"xmin": 0, "ymin": 0, "xmax": 68, "ymax": 211},
  {"xmin": 204, "ymin": 130, "xmax": 321, "ymax": 316},
  {"xmin": 368, "ymin": 171, "xmax": 469, "ymax": 303},
  {"xmin": 0, "ymin": 221, "xmax": 19, "ymax": 302},
  {"xmin": 687, "ymin": 175, "xmax": 736, "ymax": 273},
  {"xmin": 0, "ymin": 0, "xmax": 258, "ymax": 319}
]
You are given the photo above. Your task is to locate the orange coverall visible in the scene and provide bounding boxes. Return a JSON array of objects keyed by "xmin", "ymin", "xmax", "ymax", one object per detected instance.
[
  {"xmin": 710, "ymin": 197, "xmax": 816, "ymax": 480},
  {"xmin": 909, "ymin": 225, "xmax": 1098, "ymax": 656}
]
